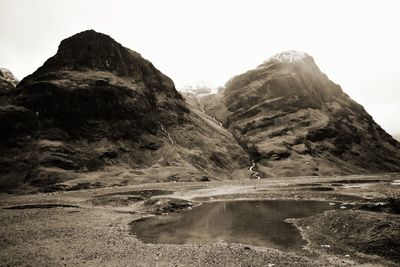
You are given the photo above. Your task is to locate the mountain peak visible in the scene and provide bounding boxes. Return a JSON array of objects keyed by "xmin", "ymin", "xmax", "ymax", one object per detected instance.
[
  {"xmin": 203, "ymin": 51, "xmax": 400, "ymax": 177},
  {"xmin": 0, "ymin": 68, "xmax": 19, "ymax": 95},
  {"xmin": 58, "ymin": 29, "xmax": 123, "ymax": 52},
  {"xmin": 34, "ymin": 29, "xmax": 143, "ymax": 76},
  {"xmin": 14, "ymin": 30, "xmax": 185, "ymax": 129},
  {"xmin": 258, "ymin": 50, "xmax": 321, "ymax": 75},
  {"xmin": 0, "ymin": 30, "xmax": 248, "ymax": 191},
  {"xmin": 0, "ymin": 68, "xmax": 18, "ymax": 86},
  {"xmin": 270, "ymin": 50, "xmax": 311, "ymax": 63}
]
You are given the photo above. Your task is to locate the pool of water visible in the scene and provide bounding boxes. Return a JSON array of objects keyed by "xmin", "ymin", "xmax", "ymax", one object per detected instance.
[
  {"xmin": 301, "ymin": 187, "xmax": 334, "ymax": 191},
  {"xmin": 98, "ymin": 189, "xmax": 173, "ymax": 198},
  {"xmin": 3, "ymin": 204, "xmax": 79, "ymax": 209},
  {"xmin": 331, "ymin": 179, "xmax": 386, "ymax": 184},
  {"xmin": 326, "ymin": 179, "xmax": 390, "ymax": 189},
  {"xmin": 391, "ymin": 180, "xmax": 400, "ymax": 185},
  {"xmin": 131, "ymin": 200, "xmax": 337, "ymax": 251}
]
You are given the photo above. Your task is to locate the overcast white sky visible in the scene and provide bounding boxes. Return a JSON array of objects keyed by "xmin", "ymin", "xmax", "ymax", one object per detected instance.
[{"xmin": 0, "ymin": 0, "xmax": 399, "ymax": 136}]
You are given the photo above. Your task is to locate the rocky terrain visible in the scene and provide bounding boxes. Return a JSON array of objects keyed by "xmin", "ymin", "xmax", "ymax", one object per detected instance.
[
  {"xmin": 200, "ymin": 51, "xmax": 400, "ymax": 178},
  {"xmin": 0, "ymin": 30, "xmax": 249, "ymax": 193},
  {"xmin": 1, "ymin": 31, "xmax": 400, "ymax": 267},
  {"xmin": 0, "ymin": 173, "xmax": 399, "ymax": 266}
]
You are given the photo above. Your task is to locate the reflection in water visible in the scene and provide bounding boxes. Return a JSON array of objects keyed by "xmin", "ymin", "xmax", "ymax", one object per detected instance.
[
  {"xmin": 131, "ymin": 200, "xmax": 336, "ymax": 251},
  {"xmin": 392, "ymin": 180, "xmax": 400, "ymax": 185}
]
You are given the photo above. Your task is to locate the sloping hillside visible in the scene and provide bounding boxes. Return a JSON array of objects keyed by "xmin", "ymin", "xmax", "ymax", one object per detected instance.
[
  {"xmin": 201, "ymin": 51, "xmax": 400, "ymax": 177},
  {"xmin": 0, "ymin": 30, "xmax": 249, "ymax": 192}
]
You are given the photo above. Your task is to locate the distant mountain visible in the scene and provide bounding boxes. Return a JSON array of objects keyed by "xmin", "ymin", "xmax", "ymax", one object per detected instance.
[
  {"xmin": 200, "ymin": 51, "xmax": 400, "ymax": 177},
  {"xmin": 179, "ymin": 84, "xmax": 217, "ymax": 96},
  {"xmin": 0, "ymin": 68, "xmax": 18, "ymax": 95},
  {"xmin": 0, "ymin": 30, "xmax": 248, "ymax": 192}
]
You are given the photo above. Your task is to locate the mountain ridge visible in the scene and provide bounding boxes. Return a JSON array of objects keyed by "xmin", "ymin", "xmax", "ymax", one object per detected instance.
[{"xmin": 1, "ymin": 32, "xmax": 398, "ymax": 192}]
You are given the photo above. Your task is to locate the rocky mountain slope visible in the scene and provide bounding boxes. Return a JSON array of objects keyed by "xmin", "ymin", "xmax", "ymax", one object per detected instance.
[
  {"xmin": 200, "ymin": 51, "xmax": 400, "ymax": 177},
  {"xmin": 0, "ymin": 30, "xmax": 249, "ymax": 192},
  {"xmin": 2, "ymin": 36, "xmax": 398, "ymax": 192}
]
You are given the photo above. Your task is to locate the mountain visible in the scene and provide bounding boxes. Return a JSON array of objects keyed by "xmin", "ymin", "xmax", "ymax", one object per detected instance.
[
  {"xmin": 200, "ymin": 51, "xmax": 400, "ymax": 177},
  {"xmin": 0, "ymin": 30, "xmax": 249, "ymax": 192},
  {"xmin": 0, "ymin": 68, "xmax": 18, "ymax": 95},
  {"xmin": 2, "ymin": 38, "xmax": 398, "ymax": 192},
  {"xmin": 179, "ymin": 84, "xmax": 223, "ymax": 97}
]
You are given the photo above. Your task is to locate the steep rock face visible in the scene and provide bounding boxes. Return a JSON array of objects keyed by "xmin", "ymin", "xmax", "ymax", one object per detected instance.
[
  {"xmin": 13, "ymin": 30, "xmax": 187, "ymax": 140},
  {"xmin": 202, "ymin": 51, "xmax": 400, "ymax": 177},
  {"xmin": 0, "ymin": 30, "xmax": 248, "ymax": 192}
]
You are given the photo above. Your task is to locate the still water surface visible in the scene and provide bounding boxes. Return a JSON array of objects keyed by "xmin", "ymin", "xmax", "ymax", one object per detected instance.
[{"xmin": 131, "ymin": 200, "xmax": 336, "ymax": 251}]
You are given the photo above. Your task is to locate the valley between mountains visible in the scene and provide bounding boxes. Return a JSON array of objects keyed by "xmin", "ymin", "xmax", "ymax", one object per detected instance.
[{"xmin": 0, "ymin": 30, "xmax": 399, "ymax": 267}]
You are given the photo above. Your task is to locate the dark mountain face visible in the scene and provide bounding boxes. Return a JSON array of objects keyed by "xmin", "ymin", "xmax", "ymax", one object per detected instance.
[
  {"xmin": 0, "ymin": 30, "xmax": 248, "ymax": 192},
  {"xmin": 201, "ymin": 51, "xmax": 400, "ymax": 177},
  {"xmin": 13, "ymin": 30, "xmax": 187, "ymax": 140}
]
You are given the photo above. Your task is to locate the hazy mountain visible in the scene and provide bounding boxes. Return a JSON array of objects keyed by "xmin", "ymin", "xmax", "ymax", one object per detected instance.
[
  {"xmin": 0, "ymin": 30, "xmax": 248, "ymax": 192},
  {"xmin": 0, "ymin": 68, "xmax": 18, "ymax": 95},
  {"xmin": 179, "ymin": 84, "xmax": 221, "ymax": 97},
  {"xmin": 200, "ymin": 51, "xmax": 400, "ymax": 177}
]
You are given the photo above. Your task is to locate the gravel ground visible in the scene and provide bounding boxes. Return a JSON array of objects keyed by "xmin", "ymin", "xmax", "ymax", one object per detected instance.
[{"xmin": 0, "ymin": 173, "xmax": 399, "ymax": 266}]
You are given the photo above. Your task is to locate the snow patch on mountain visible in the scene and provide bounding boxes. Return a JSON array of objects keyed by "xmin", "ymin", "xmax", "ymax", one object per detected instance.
[
  {"xmin": 0, "ymin": 68, "xmax": 19, "ymax": 86},
  {"xmin": 270, "ymin": 50, "xmax": 310, "ymax": 63}
]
